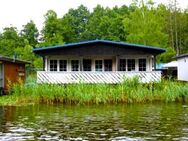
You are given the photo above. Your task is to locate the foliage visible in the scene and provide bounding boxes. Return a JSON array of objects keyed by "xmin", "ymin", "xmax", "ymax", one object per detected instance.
[
  {"xmin": 0, "ymin": 27, "xmax": 25, "ymax": 56},
  {"xmin": 0, "ymin": 0, "xmax": 188, "ymax": 68},
  {"xmin": 21, "ymin": 20, "xmax": 39, "ymax": 47},
  {"xmin": 0, "ymin": 76, "xmax": 188, "ymax": 106},
  {"xmin": 158, "ymin": 47, "xmax": 176, "ymax": 63},
  {"xmin": 123, "ymin": 1, "xmax": 168, "ymax": 47},
  {"xmin": 61, "ymin": 5, "xmax": 90, "ymax": 42},
  {"xmin": 83, "ymin": 5, "xmax": 128, "ymax": 41},
  {"xmin": 40, "ymin": 10, "xmax": 64, "ymax": 46}
]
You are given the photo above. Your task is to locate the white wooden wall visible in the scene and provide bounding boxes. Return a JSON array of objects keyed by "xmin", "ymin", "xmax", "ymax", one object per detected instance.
[
  {"xmin": 178, "ymin": 57, "xmax": 188, "ymax": 81},
  {"xmin": 37, "ymin": 71, "xmax": 161, "ymax": 84}
]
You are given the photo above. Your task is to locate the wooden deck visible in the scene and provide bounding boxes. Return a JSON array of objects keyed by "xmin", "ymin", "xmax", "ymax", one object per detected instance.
[{"xmin": 37, "ymin": 71, "xmax": 161, "ymax": 84}]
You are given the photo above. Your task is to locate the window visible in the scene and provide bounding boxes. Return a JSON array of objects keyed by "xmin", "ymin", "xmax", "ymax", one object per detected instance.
[
  {"xmin": 127, "ymin": 59, "xmax": 135, "ymax": 71},
  {"xmin": 104, "ymin": 59, "xmax": 112, "ymax": 71},
  {"xmin": 60, "ymin": 60, "xmax": 67, "ymax": 71},
  {"xmin": 50, "ymin": 60, "xmax": 57, "ymax": 71},
  {"xmin": 71, "ymin": 60, "xmax": 79, "ymax": 71},
  {"xmin": 95, "ymin": 60, "xmax": 103, "ymax": 71},
  {"xmin": 119, "ymin": 59, "xmax": 126, "ymax": 71},
  {"xmin": 83, "ymin": 59, "xmax": 92, "ymax": 71},
  {"xmin": 139, "ymin": 59, "xmax": 146, "ymax": 71}
]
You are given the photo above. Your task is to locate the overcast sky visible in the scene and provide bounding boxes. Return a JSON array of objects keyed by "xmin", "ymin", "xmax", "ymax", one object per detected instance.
[{"xmin": 0, "ymin": 0, "xmax": 187, "ymax": 31}]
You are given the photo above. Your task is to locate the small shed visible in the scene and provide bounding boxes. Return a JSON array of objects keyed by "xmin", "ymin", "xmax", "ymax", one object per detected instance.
[
  {"xmin": 0, "ymin": 55, "xmax": 30, "ymax": 93},
  {"xmin": 175, "ymin": 54, "xmax": 188, "ymax": 81}
]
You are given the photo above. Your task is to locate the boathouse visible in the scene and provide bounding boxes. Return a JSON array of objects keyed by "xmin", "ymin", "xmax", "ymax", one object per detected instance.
[
  {"xmin": 33, "ymin": 40, "xmax": 165, "ymax": 84},
  {"xmin": 0, "ymin": 55, "xmax": 30, "ymax": 93}
]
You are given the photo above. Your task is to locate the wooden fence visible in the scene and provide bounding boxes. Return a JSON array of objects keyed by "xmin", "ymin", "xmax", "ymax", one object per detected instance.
[{"xmin": 37, "ymin": 71, "xmax": 161, "ymax": 84}]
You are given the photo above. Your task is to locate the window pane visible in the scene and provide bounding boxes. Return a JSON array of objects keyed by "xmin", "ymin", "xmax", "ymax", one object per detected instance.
[
  {"xmin": 60, "ymin": 60, "xmax": 67, "ymax": 71},
  {"xmin": 50, "ymin": 60, "xmax": 57, "ymax": 71},
  {"xmin": 104, "ymin": 59, "xmax": 112, "ymax": 71},
  {"xmin": 71, "ymin": 60, "xmax": 79, "ymax": 71},
  {"xmin": 95, "ymin": 60, "xmax": 103, "ymax": 71},
  {"xmin": 83, "ymin": 59, "xmax": 92, "ymax": 71},
  {"xmin": 127, "ymin": 59, "xmax": 135, "ymax": 71},
  {"xmin": 120, "ymin": 59, "xmax": 126, "ymax": 71},
  {"xmin": 139, "ymin": 59, "xmax": 146, "ymax": 71}
]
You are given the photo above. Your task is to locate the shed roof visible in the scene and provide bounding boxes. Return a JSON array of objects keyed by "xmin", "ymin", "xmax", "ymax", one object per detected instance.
[
  {"xmin": 163, "ymin": 61, "xmax": 178, "ymax": 68},
  {"xmin": 0, "ymin": 55, "xmax": 31, "ymax": 64},
  {"xmin": 33, "ymin": 40, "xmax": 166, "ymax": 56},
  {"xmin": 174, "ymin": 54, "xmax": 188, "ymax": 60}
]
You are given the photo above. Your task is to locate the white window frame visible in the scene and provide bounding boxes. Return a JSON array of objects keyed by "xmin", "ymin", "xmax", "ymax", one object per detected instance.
[
  {"xmin": 138, "ymin": 58, "xmax": 147, "ymax": 71},
  {"xmin": 119, "ymin": 56, "xmax": 150, "ymax": 72},
  {"xmin": 49, "ymin": 59, "xmax": 58, "ymax": 72}
]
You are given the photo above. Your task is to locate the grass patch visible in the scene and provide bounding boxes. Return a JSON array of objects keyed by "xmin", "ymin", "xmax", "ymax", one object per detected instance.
[{"xmin": 0, "ymin": 76, "xmax": 188, "ymax": 106}]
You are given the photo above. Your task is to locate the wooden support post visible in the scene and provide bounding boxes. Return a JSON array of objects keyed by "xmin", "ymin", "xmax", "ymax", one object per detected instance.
[{"xmin": 80, "ymin": 57, "xmax": 83, "ymax": 71}]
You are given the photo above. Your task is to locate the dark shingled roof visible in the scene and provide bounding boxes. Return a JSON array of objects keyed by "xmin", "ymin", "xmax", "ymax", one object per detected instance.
[
  {"xmin": 0, "ymin": 55, "xmax": 31, "ymax": 64},
  {"xmin": 173, "ymin": 54, "xmax": 188, "ymax": 59},
  {"xmin": 33, "ymin": 40, "xmax": 166, "ymax": 55}
]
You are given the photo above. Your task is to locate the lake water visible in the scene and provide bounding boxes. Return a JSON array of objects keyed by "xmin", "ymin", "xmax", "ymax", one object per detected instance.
[{"xmin": 0, "ymin": 103, "xmax": 188, "ymax": 141}]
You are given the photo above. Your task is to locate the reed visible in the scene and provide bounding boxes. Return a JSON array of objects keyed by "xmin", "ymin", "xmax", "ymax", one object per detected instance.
[{"xmin": 0, "ymin": 76, "xmax": 188, "ymax": 105}]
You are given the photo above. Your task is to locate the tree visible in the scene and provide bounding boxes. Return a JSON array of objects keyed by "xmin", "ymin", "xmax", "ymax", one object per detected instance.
[
  {"xmin": 41, "ymin": 10, "xmax": 64, "ymax": 46},
  {"xmin": 179, "ymin": 9, "xmax": 188, "ymax": 53},
  {"xmin": 82, "ymin": 5, "xmax": 106, "ymax": 40},
  {"xmin": 21, "ymin": 20, "xmax": 39, "ymax": 47},
  {"xmin": 0, "ymin": 27, "xmax": 24, "ymax": 56},
  {"xmin": 15, "ymin": 43, "xmax": 42, "ymax": 68},
  {"xmin": 1, "ymin": 3, "xmax": 188, "ymax": 67},
  {"xmin": 61, "ymin": 5, "xmax": 90, "ymax": 42},
  {"xmin": 83, "ymin": 5, "xmax": 128, "ymax": 41},
  {"xmin": 123, "ymin": 0, "xmax": 168, "ymax": 47}
]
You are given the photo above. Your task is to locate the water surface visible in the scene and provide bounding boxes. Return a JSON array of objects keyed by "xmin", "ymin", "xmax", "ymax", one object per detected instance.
[{"xmin": 0, "ymin": 103, "xmax": 188, "ymax": 141}]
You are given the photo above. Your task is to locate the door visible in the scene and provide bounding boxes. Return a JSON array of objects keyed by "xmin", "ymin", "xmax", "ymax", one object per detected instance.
[
  {"xmin": 0, "ymin": 64, "xmax": 3, "ymax": 88},
  {"xmin": 104, "ymin": 59, "xmax": 112, "ymax": 71},
  {"xmin": 83, "ymin": 59, "xmax": 92, "ymax": 71}
]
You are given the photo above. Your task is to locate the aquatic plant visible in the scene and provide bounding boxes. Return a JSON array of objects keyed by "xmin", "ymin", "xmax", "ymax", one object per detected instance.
[{"xmin": 0, "ymin": 76, "xmax": 188, "ymax": 105}]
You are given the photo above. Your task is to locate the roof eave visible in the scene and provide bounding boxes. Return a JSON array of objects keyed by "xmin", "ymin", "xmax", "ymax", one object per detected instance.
[
  {"xmin": 172, "ymin": 54, "xmax": 188, "ymax": 60},
  {"xmin": 0, "ymin": 56, "xmax": 31, "ymax": 64},
  {"xmin": 33, "ymin": 40, "xmax": 166, "ymax": 55}
]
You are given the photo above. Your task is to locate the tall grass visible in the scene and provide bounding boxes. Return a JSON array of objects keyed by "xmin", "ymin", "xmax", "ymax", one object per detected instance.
[{"xmin": 0, "ymin": 76, "xmax": 188, "ymax": 105}]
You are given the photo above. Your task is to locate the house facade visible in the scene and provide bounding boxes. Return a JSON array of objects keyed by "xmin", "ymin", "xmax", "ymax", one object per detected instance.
[
  {"xmin": 33, "ymin": 40, "xmax": 165, "ymax": 84},
  {"xmin": 175, "ymin": 54, "xmax": 188, "ymax": 81}
]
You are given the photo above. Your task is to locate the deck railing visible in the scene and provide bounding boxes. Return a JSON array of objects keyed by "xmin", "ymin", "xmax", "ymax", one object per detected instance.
[{"xmin": 37, "ymin": 71, "xmax": 161, "ymax": 84}]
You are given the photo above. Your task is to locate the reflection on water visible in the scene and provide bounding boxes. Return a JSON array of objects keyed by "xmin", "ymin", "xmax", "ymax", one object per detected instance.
[{"xmin": 0, "ymin": 103, "xmax": 188, "ymax": 141}]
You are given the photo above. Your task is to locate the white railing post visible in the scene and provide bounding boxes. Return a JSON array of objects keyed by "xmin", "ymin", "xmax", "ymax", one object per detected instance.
[{"xmin": 45, "ymin": 56, "xmax": 48, "ymax": 72}]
